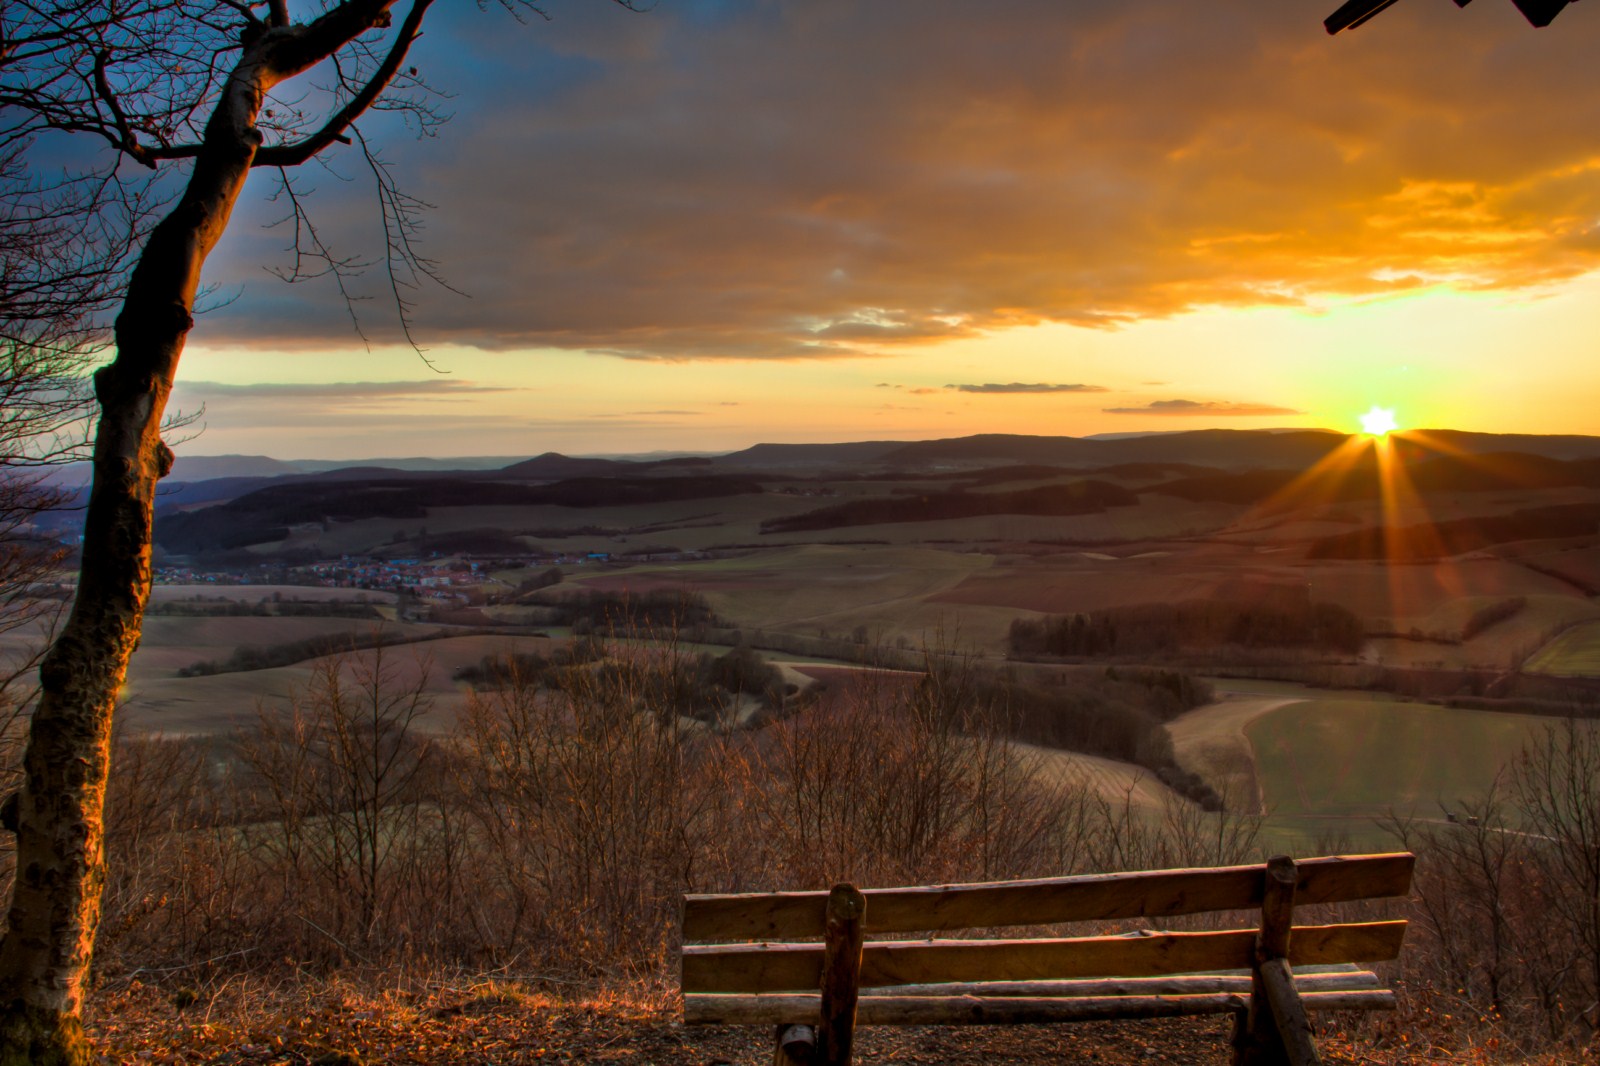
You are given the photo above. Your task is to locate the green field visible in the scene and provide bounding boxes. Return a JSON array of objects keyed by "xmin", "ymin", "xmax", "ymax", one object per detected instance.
[
  {"xmin": 1246, "ymin": 698, "xmax": 1558, "ymax": 827},
  {"xmin": 1524, "ymin": 619, "xmax": 1600, "ymax": 676}
]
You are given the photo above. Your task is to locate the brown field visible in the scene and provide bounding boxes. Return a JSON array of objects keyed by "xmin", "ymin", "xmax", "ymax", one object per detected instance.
[
  {"xmin": 1505, "ymin": 540, "xmax": 1600, "ymax": 592},
  {"xmin": 761, "ymin": 496, "xmax": 1244, "ymax": 547},
  {"xmin": 151, "ymin": 584, "xmax": 398, "ymax": 604},
  {"xmin": 1298, "ymin": 556, "xmax": 1580, "ymax": 629},
  {"xmin": 1012, "ymin": 742, "xmax": 1185, "ymax": 812},
  {"xmin": 1358, "ymin": 595, "xmax": 1600, "ymax": 670},
  {"xmin": 187, "ymin": 477, "xmax": 1600, "ymax": 675},
  {"xmin": 567, "ymin": 572, "xmax": 768, "ymax": 595},
  {"xmin": 121, "ymin": 631, "xmax": 573, "ymax": 735},
  {"xmin": 121, "ymin": 666, "xmax": 316, "ymax": 734},
  {"xmin": 1166, "ymin": 695, "xmax": 1307, "ymax": 814},
  {"xmin": 786, "ymin": 662, "xmax": 923, "ymax": 691},
  {"xmin": 129, "ymin": 615, "xmax": 427, "ymax": 676},
  {"xmin": 930, "ymin": 540, "xmax": 1335, "ymax": 616},
  {"xmin": 230, "ymin": 478, "xmax": 1244, "ymax": 561},
  {"xmin": 262, "ymin": 494, "xmax": 821, "ymax": 557}
]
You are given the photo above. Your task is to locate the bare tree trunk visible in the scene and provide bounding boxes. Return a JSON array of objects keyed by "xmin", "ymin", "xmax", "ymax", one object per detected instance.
[
  {"xmin": 0, "ymin": 2, "xmax": 474, "ymax": 1055},
  {"xmin": 0, "ymin": 62, "xmax": 263, "ymax": 1066}
]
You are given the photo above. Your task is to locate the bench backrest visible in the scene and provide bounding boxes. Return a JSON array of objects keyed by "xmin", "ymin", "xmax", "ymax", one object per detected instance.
[{"xmin": 682, "ymin": 852, "xmax": 1414, "ymax": 996}]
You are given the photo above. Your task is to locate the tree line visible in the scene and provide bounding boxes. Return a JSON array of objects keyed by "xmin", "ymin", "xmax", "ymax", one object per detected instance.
[{"xmin": 1008, "ymin": 598, "xmax": 1366, "ymax": 659}]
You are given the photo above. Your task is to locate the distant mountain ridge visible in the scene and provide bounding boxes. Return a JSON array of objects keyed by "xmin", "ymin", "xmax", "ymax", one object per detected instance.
[
  {"xmin": 130, "ymin": 427, "xmax": 1600, "ymax": 561},
  {"xmin": 878, "ymin": 430, "xmax": 1349, "ymax": 470},
  {"xmin": 153, "ymin": 428, "xmax": 1600, "ymax": 487}
]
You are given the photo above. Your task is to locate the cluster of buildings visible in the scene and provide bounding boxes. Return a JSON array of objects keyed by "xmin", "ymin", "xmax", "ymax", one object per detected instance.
[
  {"xmin": 155, "ymin": 553, "xmax": 542, "ymax": 600},
  {"xmin": 155, "ymin": 547, "xmax": 719, "ymax": 604}
]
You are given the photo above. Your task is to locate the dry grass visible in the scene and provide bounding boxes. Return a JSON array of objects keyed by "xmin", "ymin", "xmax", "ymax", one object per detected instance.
[
  {"xmin": 1011, "ymin": 742, "xmax": 1185, "ymax": 813},
  {"xmin": 83, "ymin": 969, "xmax": 1590, "ymax": 1065}
]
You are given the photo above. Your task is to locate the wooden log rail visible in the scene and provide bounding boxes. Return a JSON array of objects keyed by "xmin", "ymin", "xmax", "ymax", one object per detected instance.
[
  {"xmin": 683, "ymin": 853, "xmax": 1415, "ymax": 941},
  {"xmin": 680, "ymin": 853, "xmax": 1415, "ymax": 1066}
]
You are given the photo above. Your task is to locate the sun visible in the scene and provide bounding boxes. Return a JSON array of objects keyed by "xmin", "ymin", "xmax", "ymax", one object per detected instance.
[{"xmin": 1359, "ymin": 405, "xmax": 1398, "ymax": 437}]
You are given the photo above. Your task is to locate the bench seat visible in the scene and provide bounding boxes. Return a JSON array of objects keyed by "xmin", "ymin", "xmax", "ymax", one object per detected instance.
[{"xmin": 685, "ymin": 964, "xmax": 1393, "ymax": 1025}]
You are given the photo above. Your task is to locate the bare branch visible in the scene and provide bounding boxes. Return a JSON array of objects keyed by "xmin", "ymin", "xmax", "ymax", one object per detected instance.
[
  {"xmin": 353, "ymin": 125, "xmax": 460, "ymax": 369},
  {"xmin": 254, "ymin": 0, "xmax": 434, "ymax": 168},
  {"xmin": 265, "ymin": 166, "xmax": 374, "ymax": 345}
]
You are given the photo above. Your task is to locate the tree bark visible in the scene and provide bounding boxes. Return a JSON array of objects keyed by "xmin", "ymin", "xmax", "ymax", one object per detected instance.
[
  {"xmin": 0, "ymin": 105, "xmax": 257, "ymax": 1066},
  {"xmin": 0, "ymin": 24, "xmax": 341, "ymax": 1062}
]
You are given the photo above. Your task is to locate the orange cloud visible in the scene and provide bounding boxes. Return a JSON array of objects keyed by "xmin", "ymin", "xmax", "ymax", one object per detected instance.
[{"xmin": 195, "ymin": 0, "xmax": 1600, "ymax": 361}]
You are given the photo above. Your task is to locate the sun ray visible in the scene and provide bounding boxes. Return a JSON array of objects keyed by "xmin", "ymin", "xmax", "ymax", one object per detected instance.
[{"xmin": 1214, "ymin": 419, "xmax": 1471, "ymax": 639}]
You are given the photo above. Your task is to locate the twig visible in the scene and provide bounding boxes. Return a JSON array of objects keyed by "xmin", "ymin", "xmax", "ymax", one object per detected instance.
[
  {"xmin": 119, "ymin": 945, "xmax": 260, "ymax": 981},
  {"xmin": 298, "ymin": 914, "xmax": 372, "ymax": 965}
]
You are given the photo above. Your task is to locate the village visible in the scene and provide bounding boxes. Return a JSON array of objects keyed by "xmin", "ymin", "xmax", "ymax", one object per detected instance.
[{"xmin": 152, "ymin": 547, "xmax": 718, "ymax": 605}]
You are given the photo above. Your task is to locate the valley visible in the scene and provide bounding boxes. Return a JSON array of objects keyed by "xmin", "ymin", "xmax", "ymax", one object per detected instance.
[{"xmin": 71, "ymin": 426, "xmax": 1600, "ymax": 851}]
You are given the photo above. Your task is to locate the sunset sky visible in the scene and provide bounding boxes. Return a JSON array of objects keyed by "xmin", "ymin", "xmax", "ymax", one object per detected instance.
[{"xmin": 172, "ymin": 0, "xmax": 1600, "ymax": 459}]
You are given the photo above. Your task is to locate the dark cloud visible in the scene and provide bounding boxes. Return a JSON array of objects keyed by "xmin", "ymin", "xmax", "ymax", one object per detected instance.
[
  {"xmin": 194, "ymin": 0, "xmax": 1600, "ymax": 360},
  {"xmin": 1103, "ymin": 399, "xmax": 1302, "ymax": 417},
  {"xmin": 176, "ymin": 380, "xmax": 516, "ymax": 400},
  {"xmin": 947, "ymin": 382, "xmax": 1109, "ymax": 394},
  {"xmin": 166, "ymin": 380, "xmax": 525, "ymax": 434}
]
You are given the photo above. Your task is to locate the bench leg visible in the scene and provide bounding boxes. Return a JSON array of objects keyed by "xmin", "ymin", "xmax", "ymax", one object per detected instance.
[
  {"xmin": 817, "ymin": 884, "xmax": 867, "ymax": 1066},
  {"xmin": 774, "ymin": 1023, "xmax": 816, "ymax": 1066},
  {"xmin": 1235, "ymin": 855, "xmax": 1301, "ymax": 1066},
  {"xmin": 1259, "ymin": 958, "xmax": 1322, "ymax": 1066},
  {"xmin": 1232, "ymin": 986, "xmax": 1290, "ymax": 1066}
]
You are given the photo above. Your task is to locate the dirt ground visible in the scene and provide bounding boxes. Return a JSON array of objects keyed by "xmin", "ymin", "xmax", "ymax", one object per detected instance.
[{"xmin": 84, "ymin": 979, "xmax": 1562, "ymax": 1066}]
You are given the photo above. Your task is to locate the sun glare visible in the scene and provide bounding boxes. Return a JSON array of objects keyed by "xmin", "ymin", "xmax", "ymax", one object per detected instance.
[{"xmin": 1359, "ymin": 406, "xmax": 1398, "ymax": 437}]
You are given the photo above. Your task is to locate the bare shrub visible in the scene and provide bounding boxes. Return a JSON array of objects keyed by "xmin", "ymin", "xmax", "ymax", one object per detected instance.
[
  {"xmin": 451, "ymin": 641, "xmax": 716, "ymax": 974},
  {"xmin": 233, "ymin": 644, "xmax": 436, "ymax": 960},
  {"xmin": 1373, "ymin": 719, "xmax": 1600, "ymax": 1053},
  {"xmin": 732, "ymin": 658, "xmax": 1087, "ymax": 889},
  {"xmin": 85, "ymin": 635, "xmax": 1265, "ymax": 988}
]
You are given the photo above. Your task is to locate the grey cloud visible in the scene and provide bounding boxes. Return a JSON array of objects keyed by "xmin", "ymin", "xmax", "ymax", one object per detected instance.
[
  {"xmin": 1102, "ymin": 399, "xmax": 1302, "ymax": 417},
  {"xmin": 947, "ymin": 382, "xmax": 1109, "ymax": 394},
  {"xmin": 175, "ymin": 380, "xmax": 517, "ymax": 400}
]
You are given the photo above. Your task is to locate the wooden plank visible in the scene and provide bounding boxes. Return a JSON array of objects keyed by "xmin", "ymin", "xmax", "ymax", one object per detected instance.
[
  {"xmin": 684, "ymin": 989, "xmax": 1399, "ymax": 1027},
  {"xmin": 683, "ymin": 854, "xmax": 1415, "ymax": 942},
  {"xmin": 1298, "ymin": 990, "xmax": 1395, "ymax": 1012},
  {"xmin": 1260, "ymin": 958, "xmax": 1322, "ymax": 1066},
  {"xmin": 857, "ymin": 970, "xmax": 1382, "ymax": 998},
  {"xmin": 682, "ymin": 921, "xmax": 1408, "ymax": 994},
  {"xmin": 691, "ymin": 991, "xmax": 1246, "ymax": 1025},
  {"xmin": 817, "ymin": 885, "xmax": 866, "ymax": 1066}
]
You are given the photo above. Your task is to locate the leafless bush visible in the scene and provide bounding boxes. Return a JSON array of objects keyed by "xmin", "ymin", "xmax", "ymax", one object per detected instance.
[
  {"xmin": 451, "ymin": 641, "xmax": 716, "ymax": 974},
  {"xmin": 1371, "ymin": 718, "xmax": 1600, "ymax": 1053},
  {"xmin": 87, "ymin": 636, "xmax": 1272, "ymax": 987},
  {"xmin": 732, "ymin": 665, "xmax": 1070, "ymax": 889}
]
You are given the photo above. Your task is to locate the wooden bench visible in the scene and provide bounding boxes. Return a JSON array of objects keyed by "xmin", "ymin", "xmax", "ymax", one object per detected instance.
[{"xmin": 681, "ymin": 852, "xmax": 1414, "ymax": 1066}]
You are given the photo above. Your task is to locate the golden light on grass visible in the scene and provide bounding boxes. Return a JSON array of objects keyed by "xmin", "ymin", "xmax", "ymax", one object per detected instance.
[{"xmin": 1359, "ymin": 406, "xmax": 1398, "ymax": 437}]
